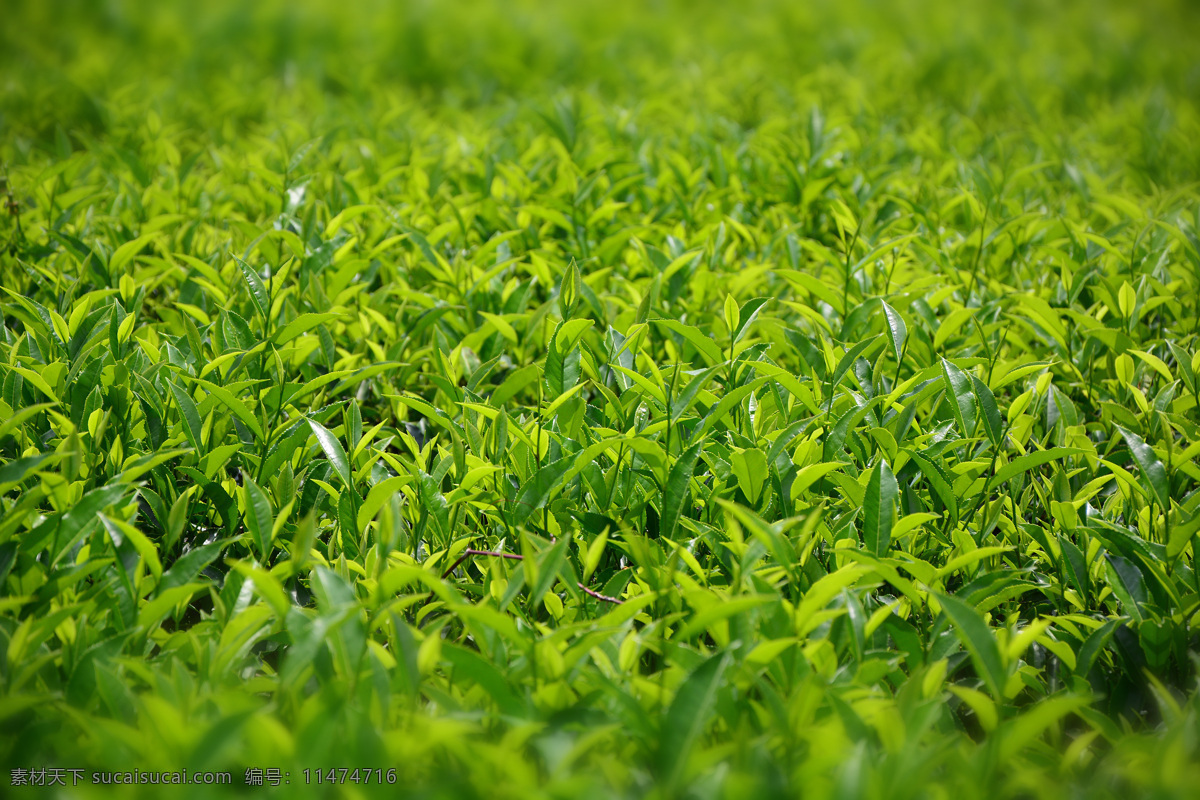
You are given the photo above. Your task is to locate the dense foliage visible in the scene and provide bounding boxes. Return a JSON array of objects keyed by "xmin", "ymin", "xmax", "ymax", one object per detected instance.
[{"xmin": 3, "ymin": 0, "xmax": 1200, "ymax": 797}]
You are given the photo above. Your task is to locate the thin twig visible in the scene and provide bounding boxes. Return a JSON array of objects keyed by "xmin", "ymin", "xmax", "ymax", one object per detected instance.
[
  {"xmin": 577, "ymin": 584, "xmax": 624, "ymax": 604},
  {"xmin": 440, "ymin": 548, "xmax": 521, "ymax": 578}
]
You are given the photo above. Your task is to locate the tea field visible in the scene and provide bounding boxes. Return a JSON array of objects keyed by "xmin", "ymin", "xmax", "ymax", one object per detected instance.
[{"xmin": 2, "ymin": 0, "xmax": 1200, "ymax": 797}]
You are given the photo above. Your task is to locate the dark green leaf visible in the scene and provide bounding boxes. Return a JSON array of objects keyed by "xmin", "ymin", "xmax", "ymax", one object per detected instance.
[
  {"xmin": 940, "ymin": 358, "xmax": 976, "ymax": 438},
  {"xmin": 661, "ymin": 440, "xmax": 704, "ymax": 540},
  {"xmin": 937, "ymin": 592, "xmax": 1007, "ymax": 697},
  {"xmin": 862, "ymin": 458, "xmax": 897, "ymax": 556},
  {"xmin": 244, "ymin": 476, "xmax": 274, "ymax": 559},
  {"xmin": 169, "ymin": 380, "xmax": 205, "ymax": 458},
  {"xmin": 513, "ymin": 456, "xmax": 572, "ymax": 526},
  {"xmin": 1116, "ymin": 425, "xmax": 1171, "ymax": 508}
]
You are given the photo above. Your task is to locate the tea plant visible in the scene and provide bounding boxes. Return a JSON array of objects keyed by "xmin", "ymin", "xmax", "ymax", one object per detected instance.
[{"xmin": 2, "ymin": 0, "xmax": 1200, "ymax": 797}]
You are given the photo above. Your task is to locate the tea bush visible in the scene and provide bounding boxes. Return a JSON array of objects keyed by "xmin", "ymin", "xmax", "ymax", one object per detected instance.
[{"xmin": 2, "ymin": 1, "xmax": 1200, "ymax": 798}]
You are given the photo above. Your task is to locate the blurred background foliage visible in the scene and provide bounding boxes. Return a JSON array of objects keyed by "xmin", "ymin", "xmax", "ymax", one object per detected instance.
[{"xmin": 4, "ymin": 0, "xmax": 1200, "ymax": 169}]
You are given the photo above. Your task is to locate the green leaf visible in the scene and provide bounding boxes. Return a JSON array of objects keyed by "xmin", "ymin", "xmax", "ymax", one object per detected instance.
[
  {"xmin": 416, "ymin": 473, "xmax": 448, "ymax": 542},
  {"xmin": 271, "ymin": 312, "xmax": 342, "ymax": 345},
  {"xmin": 990, "ymin": 448, "xmax": 1084, "ymax": 488},
  {"xmin": 281, "ymin": 606, "xmax": 354, "ymax": 685},
  {"xmin": 1058, "ymin": 534, "xmax": 1090, "ymax": 604},
  {"xmin": 941, "ymin": 358, "xmax": 976, "ymax": 437},
  {"xmin": 115, "ymin": 449, "xmax": 190, "ymax": 483},
  {"xmin": 1168, "ymin": 506, "xmax": 1200, "ymax": 560},
  {"xmin": 235, "ymin": 256, "xmax": 271, "ymax": 320},
  {"xmin": 559, "ymin": 258, "xmax": 581, "ymax": 318},
  {"xmin": 937, "ymin": 592, "xmax": 1007, "ymax": 697},
  {"xmin": 830, "ymin": 336, "xmax": 883, "ymax": 396},
  {"xmin": 513, "ymin": 456, "xmax": 572, "ymax": 526},
  {"xmin": 545, "ymin": 322, "xmax": 581, "ymax": 398},
  {"xmin": 98, "ymin": 513, "xmax": 163, "ymax": 580},
  {"xmin": 733, "ymin": 297, "xmax": 770, "ymax": 344},
  {"xmin": 291, "ymin": 514, "xmax": 317, "ymax": 570},
  {"xmin": 160, "ymin": 541, "xmax": 224, "ymax": 592},
  {"xmin": 824, "ymin": 395, "xmax": 887, "ymax": 460},
  {"xmin": 670, "ymin": 366, "xmax": 720, "ymax": 422},
  {"xmin": 338, "ymin": 485, "xmax": 358, "ymax": 541},
  {"xmin": 583, "ymin": 528, "xmax": 609, "ymax": 582},
  {"xmin": 609, "ymin": 364, "xmax": 667, "ymax": 404},
  {"xmin": 195, "ymin": 378, "xmax": 263, "ymax": 440},
  {"xmin": 1104, "ymin": 555, "xmax": 1146, "ymax": 622},
  {"xmin": 555, "ymin": 318, "xmax": 594, "ymax": 352},
  {"xmin": 658, "ymin": 651, "xmax": 731, "ymax": 789},
  {"xmin": 1075, "ymin": 617, "xmax": 1121, "ymax": 677},
  {"xmin": 308, "ymin": 418, "xmax": 352, "ymax": 490},
  {"xmin": 0, "ymin": 453, "xmax": 54, "ymax": 487},
  {"xmin": 723, "ymin": 293, "xmax": 740, "ymax": 336},
  {"xmin": 7, "ymin": 366, "xmax": 60, "ymax": 404},
  {"xmin": 40, "ymin": 483, "xmax": 131, "ymax": 561},
  {"xmin": 879, "ymin": 299, "xmax": 907, "ymax": 362},
  {"xmin": 652, "ymin": 319, "xmax": 725, "ymax": 365},
  {"xmin": 358, "ymin": 475, "xmax": 414, "ymax": 533},
  {"xmin": 168, "ymin": 380, "xmax": 205, "ymax": 458},
  {"xmin": 442, "ymin": 644, "xmax": 525, "ymax": 716},
  {"xmin": 729, "ymin": 447, "xmax": 768, "ymax": 505},
  {"xmin": 790, "ymin": 462, "xmax": 843, "ymax": 501},
  {"xmin": 139, "ymin": 584, "xmax": 205, "ymax": 629},
  {"xmin": 529, "ymin": 535, "xmax": 569, "ymax": 607},
  {"xmin": 829, "ymin": 197, "xmax": 858, "ymax": 240},
  {"xmin": 1116, "ymin": 425, "xmax": 1171, "ymax": 508},
  {"xmin": 230, "ymin": 560, "xmax": 291, "ymax": 618},
  {"xmin": 244, "ymin": 477, "xmax": 274, "ymax": 559},
  {"xmin": 908, "ymin": 449, "xmax": 959, "ymax": 525},
  {"xmin": 312, "ymin": 563, "xmax": 358, "ymax": 611},
  {"xmin": 693, "ymin": 376, "xmax": 772, "ymax": 440},
  {"xmin": 661, "ymin": 440, "xmax": 704, "ymax": 539},
  {"xmin": 189, "ymin": 711, "xmax": 255, "ymax": 770},
  {"xmin": 675, "ymin": 594, "xmax": 776, "ymax": 640},
  {"xmin": 996, "ymin": 696, "xmax": 1090, "ymax": 762},
  {"xmin": 0, "ymin": 402, "xmax": 56, "ymax": 443},
  {"xmin": 970, "ymin": 374, "xmax": 1003, "ymax": 447},
  {"xmin": 108, "ymin": 232, "xmax": 159, "ymax": 274},
  {"xmin": 862, "ymin": 458, "xmax": 897, "ymax": 557},
  {"xmin": 491, "ymin": 364, "xmax": 540, "ymax": 407}
]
